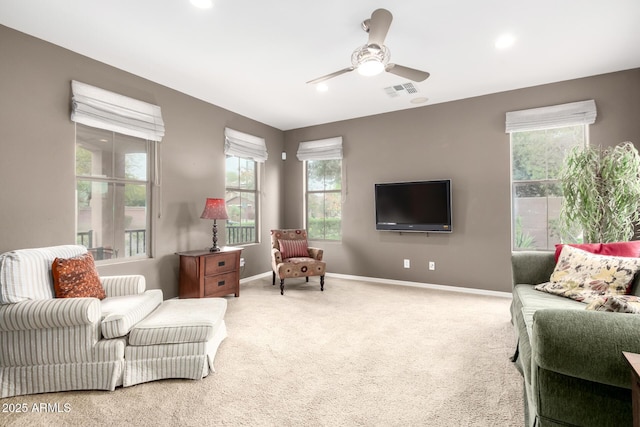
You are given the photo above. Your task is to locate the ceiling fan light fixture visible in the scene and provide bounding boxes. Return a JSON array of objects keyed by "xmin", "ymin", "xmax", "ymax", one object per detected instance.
[
  {"xmin": 352, "ymin": 44, "xmax": 389, "ymax": 77},
  {"xmin": 357, "ymin": 59, "xmax": 384, "ymax": 76}
]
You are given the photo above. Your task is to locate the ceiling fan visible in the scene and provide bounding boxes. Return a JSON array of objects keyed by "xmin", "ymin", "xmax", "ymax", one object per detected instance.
[{"xmin": 307, "ymin": 8, "xmax": 430, "ymax": 85}]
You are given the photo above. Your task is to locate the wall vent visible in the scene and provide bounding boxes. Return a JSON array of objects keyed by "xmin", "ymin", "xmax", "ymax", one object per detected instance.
[{"xmin": 384, "ymin": 82, "xmax": 419, "ymax": 98}]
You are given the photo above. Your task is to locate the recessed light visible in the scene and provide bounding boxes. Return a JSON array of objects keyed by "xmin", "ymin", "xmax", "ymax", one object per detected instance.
[
  {"xmin": 495, "ymin": 33, "xmax": 516, "ymax": 50},
  {"xmin": 316, "ymin": 83, "xmax": 329, "ymax": 93},
  {"xmin": 410, "ymin": 97, "xmax": 428, "ymax": 104},
  {"xmin": 190, "ymin": 0, "xmax": 213, "ymax": 9}
]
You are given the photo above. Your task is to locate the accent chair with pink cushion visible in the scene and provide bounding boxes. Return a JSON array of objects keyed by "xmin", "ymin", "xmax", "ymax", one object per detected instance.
[{"xmin": 270, "ymin": 229, "xmax": 326, "ymax": 295}]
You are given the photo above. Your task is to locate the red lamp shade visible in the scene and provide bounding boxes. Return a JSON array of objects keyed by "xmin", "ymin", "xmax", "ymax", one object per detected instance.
[{"xmin": 200, "ymin": 198, "xmax": 229, "ymax": 220}]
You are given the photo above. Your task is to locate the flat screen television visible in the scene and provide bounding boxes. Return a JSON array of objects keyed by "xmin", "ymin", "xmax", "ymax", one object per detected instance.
[{"xmin": 374, "ymin": 180, "xmax": 452, "ymax": 233}]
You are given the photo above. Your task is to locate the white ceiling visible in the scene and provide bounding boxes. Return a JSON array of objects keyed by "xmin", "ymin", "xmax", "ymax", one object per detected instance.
[{"xmin": 1, "ymin": 0, "xmax": 639, "ymax": 131}]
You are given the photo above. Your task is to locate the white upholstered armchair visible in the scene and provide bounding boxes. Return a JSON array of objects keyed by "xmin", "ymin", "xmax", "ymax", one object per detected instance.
[{"xmin": 0, "ymin": 245, "xmax": 161, "ymax": 397}]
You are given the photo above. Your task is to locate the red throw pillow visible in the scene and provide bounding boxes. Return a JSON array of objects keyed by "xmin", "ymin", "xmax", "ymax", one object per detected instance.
[
  {"xmin": 278, "ymin": 239, "xmax": 309, "ymax": 259},
  {"xmin": 52, "ymin": 252, "xmax": 106, "ymax": 299},
  {"xmin": 554, "ymin": 241, "xmax": 640, "ymax": 263}
]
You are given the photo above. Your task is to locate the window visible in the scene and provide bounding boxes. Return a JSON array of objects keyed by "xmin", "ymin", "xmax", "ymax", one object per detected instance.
[
  {"xmin": 507, "ymin": 100, "xmax": 596, "ymax": 250},
  {"xmin": 511, "ymin": 125, "xmax": 587, "ymax": 250},
  {"xmin": 297, "ymin": 136, "xmax": 344, "ymax": 241},
  {"xmin": 223, "ymin": 128, "xmax": 267, "ymax": 246},
  {"xmin": 76, "ymin": 124, "xmax": 152, "ymax": 260},
  {"xmin": 305, "ymin": 159, "xmax": 342, "ymax": 240},
  {"xmin": 225, "ymin": 155, "xmax": 258, "ymax": 245},
  {"xmin": 70, "ymin": 80, "xmax": 164, "ymax": 261}
]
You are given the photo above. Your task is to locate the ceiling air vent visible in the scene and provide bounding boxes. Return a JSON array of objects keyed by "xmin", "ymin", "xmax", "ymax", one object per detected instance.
[{"xmin": 384, "ymin": 82, "xmax": 419, "ymax": 98}]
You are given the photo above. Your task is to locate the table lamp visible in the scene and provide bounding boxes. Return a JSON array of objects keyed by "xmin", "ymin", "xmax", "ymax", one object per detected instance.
[{"xmin": 200, "ymin": 198, "xmax": 229, "ymax": 252}]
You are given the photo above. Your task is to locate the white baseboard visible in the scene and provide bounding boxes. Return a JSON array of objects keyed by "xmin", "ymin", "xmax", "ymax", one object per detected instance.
[
  {"xmin": 240, "ymin": 271, "xmax": 271, "ymax": 284},
  {"xmin": 243, "ymin": 271, "xmax": 511, "ymax": 299},
  {"xmin": 325, "ymin": 272, "xmax": 512, "ymax": 299}
]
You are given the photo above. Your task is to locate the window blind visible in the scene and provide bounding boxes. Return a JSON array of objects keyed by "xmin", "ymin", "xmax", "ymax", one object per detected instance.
[
  {"xmin": 224, "ymin": 128, "xmax": 268, "ymax": 162},
  {"xmin": 296, "ymin": 136, "xmax": 343, "ymax": 161},
  {"xmin": 505, "ymin": 100, "xmax": 597, "ymax": 133},
  {"xmin": 70, "ymin": 80, "xmax": 165, "ymax": 142}
]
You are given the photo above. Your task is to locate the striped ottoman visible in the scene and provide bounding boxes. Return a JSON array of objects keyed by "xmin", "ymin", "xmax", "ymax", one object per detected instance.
[{"xmin": 123, "ymin": 298, "xmax": 227, "ymax": 387}]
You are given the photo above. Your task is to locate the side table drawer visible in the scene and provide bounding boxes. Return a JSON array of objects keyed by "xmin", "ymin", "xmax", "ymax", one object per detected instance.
[
  {"xmin": 203, "ymin": 252, "xmax": 236, "ymax": 275},
  {"xmin": 204, "ymin": 272, "xmax": 238, "ymax": 297}
]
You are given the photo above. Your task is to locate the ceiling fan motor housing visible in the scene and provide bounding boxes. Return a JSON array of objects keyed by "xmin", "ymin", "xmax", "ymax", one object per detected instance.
[{"xmin": 351, "ymin": 44, "xmax": 390, "ymax": 70}]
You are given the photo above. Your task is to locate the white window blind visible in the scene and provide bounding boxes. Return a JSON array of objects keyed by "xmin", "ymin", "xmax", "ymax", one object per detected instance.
[
  {"xmin": 297, "ymin": 137, "xmax": 343, "ymax": 161},
  {"xmin": 224, "ymin": 128, "xmax": 268, "ymax": 162},
  {"xmin": 71, "ymin": 80, "xmax": 165, "ymax": 142},
  {"xmin": 505, "ymin": 100, "xmax": 597, "ymax": 133}
]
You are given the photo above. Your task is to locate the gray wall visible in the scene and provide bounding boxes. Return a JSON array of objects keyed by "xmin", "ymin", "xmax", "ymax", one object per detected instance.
[
  {"xmin": 284, "ymin": 69, "xmax": 640, "ymax": 292},
  {"xmin": 2, "ymin": 24, "xmax": 639, "ymax": 295},
  {"xmin": 0, "ymin": 25, "xmax": 284, "ymax": 298}
]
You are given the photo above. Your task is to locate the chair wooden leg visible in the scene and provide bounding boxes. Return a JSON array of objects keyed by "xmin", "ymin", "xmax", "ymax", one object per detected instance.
[
  {"xmin": 321, "ymin": 275, "xmax": 325, "ymax": 291},
  {"xmin": 280, "ymin": 279, "xmax": 285, "ymax": 295},
  {"xmin": 272, "ymin": 271, "xmax": 276, "ymax": 286}
]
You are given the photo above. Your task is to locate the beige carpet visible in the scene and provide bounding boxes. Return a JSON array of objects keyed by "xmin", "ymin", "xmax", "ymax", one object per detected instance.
[{"xmin": 3, "ymin": 276, "xmax": 524, "ymax": 426}]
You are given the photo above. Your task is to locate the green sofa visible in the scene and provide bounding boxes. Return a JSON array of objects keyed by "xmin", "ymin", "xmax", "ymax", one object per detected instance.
[{"xmin": 511, "ymin": 250, "xmax": 640, "ymax": 427}]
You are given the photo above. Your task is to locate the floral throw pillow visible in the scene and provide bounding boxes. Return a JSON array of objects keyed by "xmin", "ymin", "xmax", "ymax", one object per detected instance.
[
  {"xmin": 534, "ymin": 245, "xmax": 640, "ymax": 304},
  {"xmin": 278, "ymin": 239, "xmax": 309, "ymax": 259},
  {"xmin": 586, "ymin": 295, "xmax": 640, "ymax": 314},
  {"xmin": 52, "ymin": 252, "xmax": 106, "ymax": 299}
]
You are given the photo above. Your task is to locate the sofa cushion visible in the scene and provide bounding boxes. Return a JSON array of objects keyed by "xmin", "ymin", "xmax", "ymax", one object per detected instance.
[
  {"xmin": 278, "ymin": 239, "xmax": 309, "ymax": 259},
  {"xmin": 536, "ymin": 245, "xmax": 640, "ymax": 304},
  {"xmin": 513, "ymin": 284, "xmax": 586, "ymax": 339},
  {"xmin": 52, "ymin": 252, "xmax": 106, "ymax": 300},
  {"xmin": 554, "ymin": 241, "xmax": 640, "ymax": 263},
  {"xmin": 128, "ymin": 298, "xmax": 227, "ymax": 346},
  {"xmin": 100, "ymin": 289, "xmax": 163, "ymax": 339},
  {"xmin": 0, "ymin": 245, "xmax": 87, "ymax": 304},
  {"xmin": 586, "ymin": 294, "xmax": 640, "ymax": 313}
]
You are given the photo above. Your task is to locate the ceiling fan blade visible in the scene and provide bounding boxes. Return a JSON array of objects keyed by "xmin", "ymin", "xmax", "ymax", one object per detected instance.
[
  {"xmin": 367, "ymin": 9, "xmax": 393, "ymax": 47},
  {"xmin": 306, "ymin": 67, "xmax": 355, "ymax": 84},
  {"xmin": 385, "ymin": 64, "xmax": 430, "ymax": 82}
]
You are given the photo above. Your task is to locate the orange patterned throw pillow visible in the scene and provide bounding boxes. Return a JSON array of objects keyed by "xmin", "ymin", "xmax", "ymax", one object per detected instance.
[
  {"xmin": 278, "ymin": 239, "xmax": 309, "ymax": 259},
  {"xmin": 52, "ymin": 252, "xmax": 106, "ymax": 299}
]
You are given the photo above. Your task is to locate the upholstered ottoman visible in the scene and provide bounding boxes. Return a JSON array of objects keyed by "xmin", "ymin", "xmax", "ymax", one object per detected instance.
[{"xmin": 123, "ymin": 298, "xmax": 227, "ymax": 387}]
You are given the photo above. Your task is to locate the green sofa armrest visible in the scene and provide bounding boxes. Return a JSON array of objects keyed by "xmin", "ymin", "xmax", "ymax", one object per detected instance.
[
  {"xmin": 532, "ymin": 309, "xmax": 640, "ymax": 388},
  {"xmin": 511, "ymin": 251, "xmax": 556, "ymax": 288}
]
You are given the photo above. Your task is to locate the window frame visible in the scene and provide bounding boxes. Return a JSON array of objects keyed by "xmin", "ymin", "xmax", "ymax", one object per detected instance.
[
  {"xmin": 304, "ymin": 158, "xmax": 343, "ymax": 241},
  {"xmin": 75, "ymin": 123, "xmax": 154, "ymax": 262},
  {"xmin": 224, "ymin": 154, "xmax": 260, "ymax": 246},
  {"xmin": 510, "ymin": 125, "xmax": 589, "ymax": 251}
]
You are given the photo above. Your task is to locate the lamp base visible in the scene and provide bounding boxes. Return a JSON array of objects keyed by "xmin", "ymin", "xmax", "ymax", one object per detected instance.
[{"xmin": 210, "ymin": 221, "xmax": 221, "ymax": 252}]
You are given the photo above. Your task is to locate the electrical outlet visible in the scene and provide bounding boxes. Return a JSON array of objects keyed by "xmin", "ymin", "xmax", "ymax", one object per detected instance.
[
  {"xmin": 429, "ymin": 261, "xmax": 435, "ymax": 271},
  {"xmin": 403, "ymin": 259, "xmax": 410, "ymax": 269},
  {"xmin": 240, "ymin": 258, "xmax": 245, "ymax": 267}
]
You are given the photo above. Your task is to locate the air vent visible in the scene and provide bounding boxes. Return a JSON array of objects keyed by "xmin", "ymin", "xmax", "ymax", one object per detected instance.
[{"xmin": 384, "ymin": 82, "xmax": 419, "ymax": 98}]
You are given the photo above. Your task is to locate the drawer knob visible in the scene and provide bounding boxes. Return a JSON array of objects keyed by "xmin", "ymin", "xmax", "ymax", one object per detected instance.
[
  {"xmin": 218, "ymin": 280, "xmax": 225, "ymax": 287},
  {"xmin": 218, "ymin": 261, "xmax": 225, "ymax": 267}
]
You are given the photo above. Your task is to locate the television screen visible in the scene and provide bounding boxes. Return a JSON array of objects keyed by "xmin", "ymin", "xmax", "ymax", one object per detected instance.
[{"xmin": 374, "ymin": 180, "xmax": 452, "ymax": 233}]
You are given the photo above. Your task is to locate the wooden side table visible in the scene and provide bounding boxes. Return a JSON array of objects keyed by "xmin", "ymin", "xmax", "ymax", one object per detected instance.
[
  {"xmin": 623, "ymin": 351, "xmax": 640, "ymax": 427},
  {"xmin": 176, "ymin": 247, "xmax": 242, "ymax": 299}
]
